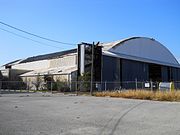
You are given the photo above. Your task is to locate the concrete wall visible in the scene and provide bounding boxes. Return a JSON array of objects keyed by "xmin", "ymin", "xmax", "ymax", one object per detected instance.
[
  {"xmin": 22, "ymin": 76, "xmax": 45, "ymax": 90},
  {"xmin": 0, "ymin": 69, "xmax": 29, "ymax": 90},
  {"xmin": 8, "ymin": 54, "xmax": 77, "ymax": 71},
  {"xmin": 53, "ymin": 75, "xmax": 69, "ymax": 82},
  {"xmin": 1, "ymin": 69, "xmax": 10, "ymax": 78},
  {"xmin": 12, "ymin": 60, "xmax": 50, "ymax": 70},
  {"xmin": 1, "ymin": 69, "xmax": 29, "ymax": 81},
  {"xmin": 49, "ymin": 54, "xmax": 77, "ymax": 68},
  {"xmin": 21, "ymin": 74, "xmax": 71, "ymax": 91},
  {"xmin": 0, "ymin": 53, "xmax": 77, "ymax": 90}
]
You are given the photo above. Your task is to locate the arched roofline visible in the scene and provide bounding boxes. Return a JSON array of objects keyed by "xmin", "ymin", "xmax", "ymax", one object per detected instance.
[{"xmin": 101, "ymin": 37, "xmax": 179, "ymax": 67}]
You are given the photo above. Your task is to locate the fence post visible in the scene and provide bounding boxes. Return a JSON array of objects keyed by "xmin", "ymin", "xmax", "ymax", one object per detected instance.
[
  {"xmin": 28, "ymin": 82, "xmax": 29, "ymax": 93},
  {"xmin": 135, "ymin": 78, "xmax": 137, "ymax": 90},
  {"xmin": 69, "ymin": 80, "xmax": 71, "ymax": 92},
  {"xmin": 15, "ymin": 82, "xmax": 16, "ymax": 93},
  {"xmin": 150, "ymin": 80, "xmax": 153, "ymax": 91},
  {"xmin": 50, "ymin": 81, "xmax": 52, "ymax": 94},
  {"xmin": 105, "ymin": 81, "xmax": 107, "ymax": 91},
  {"xmin": 75, "ymin": 81, "xmax": 78, "ymax": 96},
  {"xmin": 8, "ymin": 82, "xmax": 10, "ymax": 93},
  {"xmin": 0, "ymin": 80, "xmax": 1, "ymax": 94}
]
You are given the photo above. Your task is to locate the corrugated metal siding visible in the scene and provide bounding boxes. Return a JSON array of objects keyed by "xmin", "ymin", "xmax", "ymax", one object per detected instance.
[
  {"xmin": 121, "ymin": 59, "xmax": 149, "ymax": 89},
  {"xmin": 170, "ymin": 68, "xmax": 178, "ymax": 81},
  {"xmin": 102, "ymin": 55, "xmax": 120, "ymax": 82},
  {"xmin": 102, "ymin": 55, "xmax": 120, "ymax": 90},
  {"xmin": 121, "ymin": 59, "xmax": 148, "ymax": 82},
  {"xmin": 108, "ymin": 37, "xmax": 179, "ymax": 67},
  {"xmin": 102, "ymin": 56, "xmax": 149, "ymax": 89},
  {"xmin": 161, "ymin": 66, "xmax": 169, "ymax": 82},
  {"xmin": 170, "ymin": 67, "xmax": 180, "ymax": 89},
  {"xmin": 102, "ymin": 55, "xmax": 180, "ymax": 90}
]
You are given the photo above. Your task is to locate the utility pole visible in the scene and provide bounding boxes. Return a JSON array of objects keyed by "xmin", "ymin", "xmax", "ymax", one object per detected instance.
[{"xmin": 90, "ymin": 42, "xmax": 94, "ymax": 95}]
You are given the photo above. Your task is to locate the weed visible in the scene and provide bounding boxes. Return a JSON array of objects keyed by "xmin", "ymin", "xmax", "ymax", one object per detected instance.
[{"xmin": 94, "ymin": 90, "xmax": 180, "ymax": 102}]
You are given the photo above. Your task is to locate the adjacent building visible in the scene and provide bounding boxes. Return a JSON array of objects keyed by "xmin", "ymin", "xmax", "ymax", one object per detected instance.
[{"xmin": 0, "ymin": 49, "xmax": 77, "ymax": 90}]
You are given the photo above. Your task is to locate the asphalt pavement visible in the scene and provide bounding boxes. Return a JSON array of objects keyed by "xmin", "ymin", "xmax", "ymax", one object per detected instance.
[{"xmin": 0, "ymin": 93, "xmax": 180, "ymax": 135}]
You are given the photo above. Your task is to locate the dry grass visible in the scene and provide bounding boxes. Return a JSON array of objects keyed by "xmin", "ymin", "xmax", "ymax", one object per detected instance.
[{"xmin": 94, "ymin": 90, "xmax": 180, "ymax": 102}]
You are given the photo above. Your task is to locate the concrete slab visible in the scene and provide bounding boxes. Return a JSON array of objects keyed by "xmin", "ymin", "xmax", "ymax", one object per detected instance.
[{"xmin": 0, "ymin": 93, "xmax": 180, "ymax": 135}]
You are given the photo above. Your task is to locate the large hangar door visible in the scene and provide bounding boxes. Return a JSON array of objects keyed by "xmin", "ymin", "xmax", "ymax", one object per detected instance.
[
  {"xmin": 121, "ymin": 59, "xmax": 148, "ymax": 89},
  {"xmin": 149, "ymin": 64, "xmax": 162, "ymax": 82}
]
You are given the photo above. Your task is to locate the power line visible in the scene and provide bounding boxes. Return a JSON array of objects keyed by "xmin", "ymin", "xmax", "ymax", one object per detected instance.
[
  {"xmin": 0, "ymin": 21, "xmax": 76, "ymax": 46},
  {"xmin": 0, "ymin": 27, "xmax": 63, "ymax": 49}
]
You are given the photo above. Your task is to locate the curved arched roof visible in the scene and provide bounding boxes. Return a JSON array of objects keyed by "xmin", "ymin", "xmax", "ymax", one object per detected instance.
[{"xmin": 102, "ymin": 37, "xmax": 180, "ymax": 67}]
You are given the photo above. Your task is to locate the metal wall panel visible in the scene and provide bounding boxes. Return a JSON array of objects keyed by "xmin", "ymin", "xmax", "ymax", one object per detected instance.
[
  {"xmin": 178, "ymin": 68, "xmax": 180, "ymax": 81},
  {"xmin": 170, "ymin": 67, "xmax": 180, "ymax": 89},
  {"xmin": 102, "ymin": 55, "xmax": 180, "ymax": 90},
  {"xmin": 108, "ymin": 37, "xmax": 179, "ymax": 67},
  {"xmin": 102, "ymin": 56, "xmax": 149, "ymax": 89},
  {"xmin": 161, "ymin": 66, "xmax": 169, "ymax": 82},
  {"xmin": 121, "ymin": 59, "xmax": 149, "ymax": 89},
  {"xmin": 102, "ymin": 56, "xmax": 120, "ymax": 82},
  {"xmin": 171, "ymin": 68, "xmax": 178, "ymax": 81},
  {"xmin": 121, "ymin": 59, "xmax": 148, "ymax": 81},
  {"xmin": 102, "ymin": 55, "xmax": 120, "ymax": 90}
]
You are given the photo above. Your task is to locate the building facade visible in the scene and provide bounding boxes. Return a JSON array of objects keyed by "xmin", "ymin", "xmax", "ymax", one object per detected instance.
[
  {"xmin": 1, "ymin": 37, "xmax": 180, "ymax": 91},
  {"xmin": 0, "ymin": 49, "xmax": 77, "ymax": 91},
  {"xmin": 78, "ymin": 37, "xmax": 180, "ymax": 90}
]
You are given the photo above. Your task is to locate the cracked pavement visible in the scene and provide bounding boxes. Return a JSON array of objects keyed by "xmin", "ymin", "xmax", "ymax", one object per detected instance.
[{"xmin": 0, "ymin": 93, "xmax": 180, "ymax": 135}]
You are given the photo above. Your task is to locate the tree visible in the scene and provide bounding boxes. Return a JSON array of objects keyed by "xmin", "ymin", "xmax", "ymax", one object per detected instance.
[
  {"xmin": 44, "ymin": 74, "xmax": 53, "ymax": 91},
  {"xmin": 78, "ymin": 72, "xmax": 91, "ymax": 91},
  {"xmin": 32, "ymin": 73, "xmax": 42, "ymax": 91}
]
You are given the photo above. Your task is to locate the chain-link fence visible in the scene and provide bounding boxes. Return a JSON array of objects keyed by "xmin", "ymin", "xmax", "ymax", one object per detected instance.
[
  {"xmin": 0, "ymin": 80, "xmax": 70, "ymax": 94},
  {"xmin": 1, "ymin": 80, "xmax": 180, "ymax": 94},
  {"xmin": 0, "ymin": 81, "xmax": 180, "ymax": 94}
]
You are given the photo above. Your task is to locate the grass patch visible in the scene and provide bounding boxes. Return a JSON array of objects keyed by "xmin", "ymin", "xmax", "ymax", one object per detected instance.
[{"xmin": 94, "ymin": 90, "xmax": 180, "ymax": 102}]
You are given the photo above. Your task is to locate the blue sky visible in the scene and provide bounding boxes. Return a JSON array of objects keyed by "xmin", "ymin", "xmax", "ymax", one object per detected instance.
[{"xmin": 0, "ymin": 0, "xmax": 180, "ymax": 65}]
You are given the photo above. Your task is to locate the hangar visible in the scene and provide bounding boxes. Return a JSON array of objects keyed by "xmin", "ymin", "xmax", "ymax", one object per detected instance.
[
  {"xmin": 1, "ymin": 37, "xmax": 180, "ymax": 90},
  {"xmin": 78, "ymin": 37, "xmax": 180, "ymax": 90}
]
